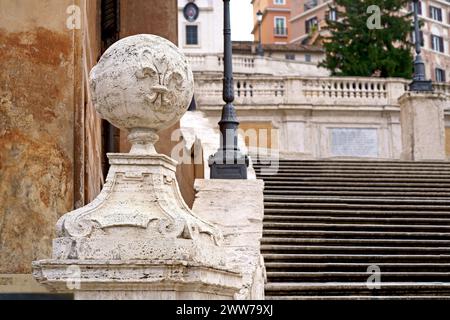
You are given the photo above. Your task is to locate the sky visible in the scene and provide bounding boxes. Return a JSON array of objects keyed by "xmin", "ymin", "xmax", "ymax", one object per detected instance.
[{"xmin": 230, "ymin": 0, "xmax": 254, "ymax": 41}]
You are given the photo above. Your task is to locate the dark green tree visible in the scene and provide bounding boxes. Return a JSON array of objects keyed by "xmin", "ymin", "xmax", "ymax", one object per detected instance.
[{"xmin": 319, "ymin": 0, "xmax": 413, "ymax": 78}]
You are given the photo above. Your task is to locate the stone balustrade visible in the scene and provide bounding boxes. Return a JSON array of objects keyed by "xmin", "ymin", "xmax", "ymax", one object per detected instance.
[
  {"xmin": 194, "ymin": 74, "xmax": 450, "ymax": 160},
  {"xmin": 435, "ymin": 82, "xmax": 450, "ymax": 96},
  {"xmin": 195, "ymin": 74, "xmax": 450, "ymax": 110},
  {"xmin": 187, "ymin": 53, "xmax": 329, "ymax": 77}
]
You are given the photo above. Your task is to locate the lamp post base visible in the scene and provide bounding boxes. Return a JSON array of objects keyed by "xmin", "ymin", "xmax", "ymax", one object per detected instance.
[
  {"xmin": 409, "ymin": 79, "xmax": 433, "ymax": 92},
  {"xmin": 209, "ymin": 150, "xmax": 249, "ymax": 179}
]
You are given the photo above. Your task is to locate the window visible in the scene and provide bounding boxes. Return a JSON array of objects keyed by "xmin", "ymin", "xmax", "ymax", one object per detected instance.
[
  {"xmin": 327, "ymin": 8, "xmax": 337, "ymax": 21},
  {"xmin": 411, "ymin": 31, "xmax": 424, "ymax": 47},
  {"xmin": 274, "ymin": 17, "xmax": 287, "ymax": 36},
  {"xmin": 285, "ymin": 53, "xmax": 295, "ymax": 60},
  {"xmin": 305, "ymin": 54, "xmax": 312, "ymax": 62},
  {"xmin": 305, "ymin": 17, "xmax": 318, "ymax": 34},
  {"xmin": 436, "ymin": 68, "xmax": 446, "ymax": 82},
  {"xmin": 430, "ymin": 6, "xmax": 443, "ymax": 21},
  {"xmin": 186, "ymin": 25, "xmax": 198, "ymax": 45},
  {"xmin": 274, "ymin": 0, "xmax": 285, "ymax": 4},
  {"xmin": 409, "ymin": 1, "xmax": 423, "ymax": 15},
  {"xmin": 431, "ymin": 34, "xmax": 444, "ymax": 52}
]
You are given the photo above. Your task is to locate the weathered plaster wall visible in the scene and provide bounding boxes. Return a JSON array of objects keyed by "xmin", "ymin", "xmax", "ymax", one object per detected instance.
[
  {"xmin": 120, "ymin": 0, "xmax": 178, "ymax": 42},
  {"xmin": 82, "ymin": 0, "xmax": 104, "ymax": 204},
  {"xmin": 0, "ymin": 0, "xmax": 81, "ymax": 274}
]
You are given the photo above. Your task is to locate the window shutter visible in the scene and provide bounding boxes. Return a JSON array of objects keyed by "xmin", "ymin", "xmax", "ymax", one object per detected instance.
[{"xmin": 101, "ymin": 0, "xmax": 120, "ymax": 51}]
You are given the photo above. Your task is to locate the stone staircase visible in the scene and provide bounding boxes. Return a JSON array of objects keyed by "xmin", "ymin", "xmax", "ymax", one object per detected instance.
[{"xmin": 253, "ymin": 159, "xmax": 450, "ymax": 300}]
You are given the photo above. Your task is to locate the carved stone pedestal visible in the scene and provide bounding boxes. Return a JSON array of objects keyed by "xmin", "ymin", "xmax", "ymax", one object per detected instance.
[
  {"xmin": 33, "ymin": 154, "xmax": 242, "ymax": 300},
  {"xmin": 32, "ymin": 34, "xmax": 242, "ymax": 300}
]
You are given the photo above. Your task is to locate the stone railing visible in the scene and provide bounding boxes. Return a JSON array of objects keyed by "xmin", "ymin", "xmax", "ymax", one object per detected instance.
[
  {"xmin": 195, "ymin": 74, "xmax": 450, "ymax": 109},
  {"xmin": 195, "ymin": 76, "xmax": 287, "ymax": 106},
  {"xmin": 435, "ymin": 82, "xmax": 450, "ymax": 96},
  {"xmin": 187, "ymin": 53, "xmax": 329, "ymax": 77},
  {"xmin": 196, "ymin": 75, "xmax": 417, "ymax": 108},
  {"xmin": 218, "ymin": 55, "xmax": 255, "ymax": 69}
]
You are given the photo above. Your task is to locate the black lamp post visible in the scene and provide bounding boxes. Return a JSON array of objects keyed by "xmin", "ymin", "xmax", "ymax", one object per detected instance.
[
  {"xmin": 209, "ymin": 0, "xmax": 249, "ymax": 179},
  {"xmin": 409, "ymin": 0, "xmax": 433, "ymax": 92},
  {"xmin": 256, "ymin": 10, "xmax": 264, "ymax": 57}
]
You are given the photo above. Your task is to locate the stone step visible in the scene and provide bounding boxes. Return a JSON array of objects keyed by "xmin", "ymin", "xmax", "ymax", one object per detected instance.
[
  {"xmin": 263, "ymin": 222, "xmax": 450, "ymax": 232},
  {"xmin": 254, "ymin": 167, "xmax": 450, "ymax": 173},
  {"xmin": 264, "ymin": 186, "xmax": 450, "ymax": 192},
  {"xmin": 264, "ymin": 201, "xmax": 450, "ymax": 211},
  {"xmin": 264, "ymin": 190, "xmax": 450, "ymax": 198},
  {"xmin": 264, "ymin": 196, "xmax": 450, "ymax": 205},
  {"xmin": 264, "ymin": 208, "xmax": 450, "ymax": 218},
  {"xmin": 264, "ymin": 282, "xmax": 450, "ymax": 297},
  {"xmin": 262, "ymin": 254, "xmax": 450, "ymax": 263},
  {"xmin": 263, "ymin": 215, "xmax": 450, "ymax": 225},
  {"xmin": 263, "ymin": 229, "xmax": 450, "ymax": 240},
  {"xmin": 261, "ymin": 237, "xmax": 450, "ymax": 246},
  {"xmin": 264, "ymin": 181, "xmax": 450, "ymax": 187},
  {"xmin": 256, "ymin": 172, "xmax": 450, "ymax": 178},
  {"xmin": 254, "ymin": 160, "xmax": 450, "ymax": 166},
  {"xmin": 266, "ymin": 272, "xmax": 450, "ymax": 283},
  {"xmin": 255, "ymin": 167, "xmax": 450, "ymax": 174},
  {"xmin": 255, "ymin": 163, "xmax": 450, "ymax": 168},
  {"xmin": 261, "ymin": 176, "xmax": 450, "ymax": 182},
  {"xmin": 265, "ymin": 295, "xmax": 450, "ymax": 300},
  {"xmin": 264, "ymin": 262, "xmax": 450, "ymax": 272},
  {"xmin": 265, "ymin": 208, "xmax": 450, "ymax": 219},
  {"xmin": 257, "ymin": 159, "xmax": 450, "ymax": 298},
  {"xmin": 261, "ymin": 244, "xmax": 450, "ymax": 254}
]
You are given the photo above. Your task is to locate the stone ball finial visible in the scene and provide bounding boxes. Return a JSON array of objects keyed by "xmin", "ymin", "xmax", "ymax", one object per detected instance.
[{"xmin": 89, "ymin": 34, "xmax": 194, "ymax": 154}]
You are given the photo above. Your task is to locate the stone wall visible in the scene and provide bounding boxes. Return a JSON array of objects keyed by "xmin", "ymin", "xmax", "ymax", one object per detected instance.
[
  {"xmin": 0, "ymin": 0, "xmax": 82, "ymax": 277},
  {"xmin": 193, "ymin": 180, "xmax": 266, "ymax": 300}
]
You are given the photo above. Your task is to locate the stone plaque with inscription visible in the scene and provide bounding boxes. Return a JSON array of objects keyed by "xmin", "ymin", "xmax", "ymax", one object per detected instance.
[{"xmin": 330, "ymin": 128, "xmax": 378, "ymax": 157}]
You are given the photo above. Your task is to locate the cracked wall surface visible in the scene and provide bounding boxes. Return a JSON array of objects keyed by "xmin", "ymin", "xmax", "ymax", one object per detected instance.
[{"xmin": 0, "ymin": 0, "xmax": 79, "ymax": 274}]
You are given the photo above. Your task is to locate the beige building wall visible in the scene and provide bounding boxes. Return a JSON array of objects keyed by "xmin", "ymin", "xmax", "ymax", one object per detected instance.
[{"xmin": 0, "ymin": 0, "xmax": 88, "ymax": 293}]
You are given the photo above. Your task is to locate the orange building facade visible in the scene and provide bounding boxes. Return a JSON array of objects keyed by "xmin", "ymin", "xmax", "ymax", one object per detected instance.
[
  {"xmin": 288, "ymin": 0, "xmax": 450, "ymax": 83},
  {"xmin": 290, "ymin": 0, "xmax": 333, "ymax": 44},
  {"xmin": 252, "ymin": 0, "xmax": 292, "ymax": 44}
]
